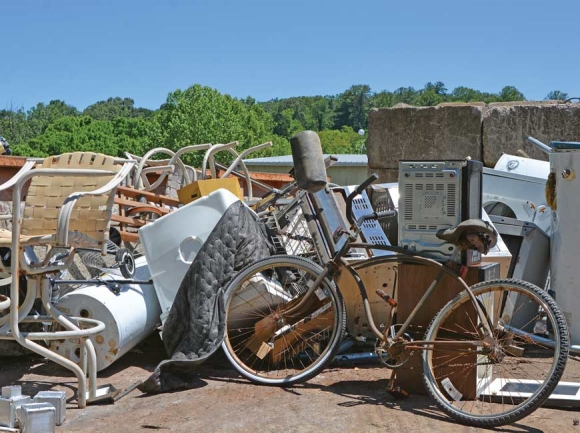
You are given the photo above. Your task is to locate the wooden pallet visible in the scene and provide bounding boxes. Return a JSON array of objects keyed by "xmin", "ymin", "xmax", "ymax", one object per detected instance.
[{"xmin": 112, "ymin": 186, "xmax": 180, "ymax": 242}]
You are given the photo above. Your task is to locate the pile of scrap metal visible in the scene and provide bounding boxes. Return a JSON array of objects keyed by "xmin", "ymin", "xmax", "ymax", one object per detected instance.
[
  {"xmin": 0, "ymin": 141, "xmax": 278, "ymax": 410},
  {"xmin": 1, "ymin": 130, "xmax": 577, "ymax": 415}
]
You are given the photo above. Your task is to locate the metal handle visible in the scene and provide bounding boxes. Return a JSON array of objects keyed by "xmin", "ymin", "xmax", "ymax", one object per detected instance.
[
  {"xmin": 527, "ymin": 136, "xmax": 552, "ymax": 154},
  {"xmin": 346, "ymin": 173, "xmax": 379, "ymax": 224}
]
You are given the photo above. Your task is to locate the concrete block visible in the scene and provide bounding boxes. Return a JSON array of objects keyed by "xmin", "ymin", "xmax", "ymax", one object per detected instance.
[
  {"xmin": 367, "ymin": 104, "xmax": 484, "ymax": 169},
  {"xmin": 370, "ymin": 167, "xmax": 399, "ymax": 184},
  {"xmin": 483, "ymin": 102, "xmax": 580, "ymax": 166}
]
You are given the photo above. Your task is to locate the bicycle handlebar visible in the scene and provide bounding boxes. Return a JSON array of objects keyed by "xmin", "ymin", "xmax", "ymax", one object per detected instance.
[
  {"xmin": 355, "ymin": 210, "xmax": 397, "ymax": 227},
  {"xmin": 346, "ymin": 173, "xmax": 379, "ymax": 224}
]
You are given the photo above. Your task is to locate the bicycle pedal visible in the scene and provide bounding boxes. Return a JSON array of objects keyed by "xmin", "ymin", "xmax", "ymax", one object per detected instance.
[{"xmin": 387, "ymin": 386, "xmax": 410, "ymax": 399}]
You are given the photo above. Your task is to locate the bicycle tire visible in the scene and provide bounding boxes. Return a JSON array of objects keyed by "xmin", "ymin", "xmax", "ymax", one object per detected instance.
[
  {"xmin": 422, "ymin": 278, "xmax": 569, "ymax": 428},
  {"xmin": 222, "ymin": 255, "xmax": 346, "ymax": 386}
]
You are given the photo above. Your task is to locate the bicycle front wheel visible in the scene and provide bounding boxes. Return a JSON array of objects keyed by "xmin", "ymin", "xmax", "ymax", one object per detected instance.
[
  {"xmin": 423, "ymin": 278, "xmax": 569, "ymax": 428},
  {"xmin": 222, "ymin": 255, "xmax": 346, "ymax": 386}
]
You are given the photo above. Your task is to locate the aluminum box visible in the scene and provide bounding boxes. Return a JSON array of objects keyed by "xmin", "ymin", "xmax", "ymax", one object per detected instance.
[
  {"xmin": 1, "ymin": 386, "xmax": 22, "ymax": 399},
  {"xmin": 33, "ymin": 391, "xmax": 66, "ymax": 426},
  {"xmin": 16, "ymin": 403, "xmax": 55, "ymax": 433},
  {"xmin": 0, "ymin": 394, "xmax": 31, "ymax": 428}
]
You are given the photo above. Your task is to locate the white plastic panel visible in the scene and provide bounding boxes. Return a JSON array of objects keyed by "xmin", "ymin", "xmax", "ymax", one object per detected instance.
[{"xmin": 139, "ymin": 189, "xmax": 241, "ymax": 323}]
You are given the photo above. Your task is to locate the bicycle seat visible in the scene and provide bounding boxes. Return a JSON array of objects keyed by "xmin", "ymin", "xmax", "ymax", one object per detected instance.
[{"xmin": 436, "ymin": 219, "xmax": 498, "ymax": 254}]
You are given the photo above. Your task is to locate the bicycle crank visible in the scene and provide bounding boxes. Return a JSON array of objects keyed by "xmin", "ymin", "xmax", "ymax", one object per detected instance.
[{"xmin": 376, "ymin": 325, "xmax": 414, "ymax": 368}]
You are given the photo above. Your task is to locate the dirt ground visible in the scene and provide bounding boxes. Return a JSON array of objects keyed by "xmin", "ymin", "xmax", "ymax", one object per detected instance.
[{"xmin": 2, "ymin": 334, "xmax": 580, "ymax": 433}]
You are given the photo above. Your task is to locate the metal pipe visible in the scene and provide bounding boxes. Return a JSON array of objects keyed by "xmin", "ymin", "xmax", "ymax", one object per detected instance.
[
  {"xmin": 132, "ymin": 147, "xmax": 176, "ymax": 188},
  {"xmin": 527, "ymin": 136, "xmax": 553, "ymax": 154},
  {"xmin": 221, "ymin": 142, "xmax": 273, "ymax": 179},
  {"xmin": 215, "ymin": 162, "xmax": 277, "ymax": 193},
  {"xmin": 334, "ymin": 352, "xmax": 378, "ymax": 362},
  {"xmin": 202, "ymin": 141, "xmax": 238, "ymax": 180},
  {"xmin": 0, "ymin": 294, "xmax": 10, "ymax": 311},
  {"xmin": 0, "ymin": 276, "xmax": 37, "ymax": 330}
]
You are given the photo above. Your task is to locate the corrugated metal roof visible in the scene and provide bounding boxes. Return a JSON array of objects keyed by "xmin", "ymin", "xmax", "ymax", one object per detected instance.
[{"xmin": 243, "ymin": 154, "xmax": 368, "ymax": 167}]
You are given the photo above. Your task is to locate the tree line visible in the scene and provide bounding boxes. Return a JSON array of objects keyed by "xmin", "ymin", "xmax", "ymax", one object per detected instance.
[{"xmin": 0, "ymin": 83, "xmax": 569, "ymax": 167}]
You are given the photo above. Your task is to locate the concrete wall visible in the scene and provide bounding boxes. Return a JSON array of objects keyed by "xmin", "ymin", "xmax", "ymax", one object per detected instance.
[{"xmin": 367, "ymin": 101, "xmax": 580, "ymax": 182}]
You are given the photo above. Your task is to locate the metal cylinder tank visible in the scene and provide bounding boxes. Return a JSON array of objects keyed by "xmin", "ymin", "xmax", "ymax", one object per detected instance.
[{"xmin": 51, "ymin": 256, "xmax": 161, "ymax": 371}]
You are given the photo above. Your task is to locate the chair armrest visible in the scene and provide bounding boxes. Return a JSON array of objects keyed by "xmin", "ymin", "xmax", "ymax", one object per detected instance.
[
  {"xmin": 0, "ymin": 160, "xmax": 36, "ymax": 192},
  {"xmin": 56, "ymin": 161, "xmax": 134, "ymax": 246},
  {"xmin": 171, "ymin": 143, "xmax": 212, "ymax": 184}
]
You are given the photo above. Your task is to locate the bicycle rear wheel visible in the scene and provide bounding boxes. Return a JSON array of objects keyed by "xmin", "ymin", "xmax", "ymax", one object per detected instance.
[
  {"xmin": 222, "ymin": 255, "xmax": 346, "ymax": 386},
  {"xmin": 423, "ymin": 278, "xmax": 569, "ymax": 428}
]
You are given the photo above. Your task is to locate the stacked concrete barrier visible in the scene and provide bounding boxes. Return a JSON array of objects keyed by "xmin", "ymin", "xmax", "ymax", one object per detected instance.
[
  {"xmin": 367, "ymin": 101, "xmax": 580, "ymax": 182},
  {"xmin": 367, "ymin": 103, "xmax": 485, "ymax": 183},
  {"xmin": 483, "ymin": 101, "xmax": 580, "ymax": 166}
]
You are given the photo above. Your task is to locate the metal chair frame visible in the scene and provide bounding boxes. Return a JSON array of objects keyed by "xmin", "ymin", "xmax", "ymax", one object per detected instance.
[{"xmin": 0, "ymin": 152, "xmax": 134, "ymax": 408}]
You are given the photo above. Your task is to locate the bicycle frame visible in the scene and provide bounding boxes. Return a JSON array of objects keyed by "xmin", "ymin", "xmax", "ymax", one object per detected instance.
[{"xmin": 282, "ymin": 189, "xmax": 495, "ymax": 355}]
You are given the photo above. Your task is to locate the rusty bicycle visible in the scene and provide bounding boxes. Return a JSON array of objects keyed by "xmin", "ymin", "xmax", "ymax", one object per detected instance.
[{"xmin": 221, "ymin": 161, "xmax": 568, "ymax": 427}]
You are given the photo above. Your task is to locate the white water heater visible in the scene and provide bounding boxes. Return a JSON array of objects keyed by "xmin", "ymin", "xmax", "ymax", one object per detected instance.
[{"xmin": 51, "ymin": 256, "xmax": 161, "ymax": 372}]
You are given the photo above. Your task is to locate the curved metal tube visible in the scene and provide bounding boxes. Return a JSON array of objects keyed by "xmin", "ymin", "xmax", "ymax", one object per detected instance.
[
  {"xmin": 0, "ymin": 294, "xmax": 10, "ymax": 311},
  {"xmin": 202, "ymin": 141, "xmax": 238, "ymax": 180},
  {"xmin": 220, "ymin": 142, "xmax": 273, "ymax": 201},
  {"xmin": 132, "ymin": 147, "xmax": 176, "ymax": 189},
  {"xmin": 220, "ymin": 142, "xmax": 272, "ymax": 179},
  {"xmin": 171, "ymin": 143, "xmax": 212, "ymax": 185},
  {"xmin": 0, "ymin": 275, "xmax": 37, "ymax": 329},
  {"xmin": 223, "ymin": 148, "xmax": 255, "ymax": 200}
]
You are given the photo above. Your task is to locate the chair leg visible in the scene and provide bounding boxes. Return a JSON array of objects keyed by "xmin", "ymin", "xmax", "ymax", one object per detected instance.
[
  {"xmin": 39, "ymin": 278, "xmax": 99, "ymax": 406},
  {"xmin": 4, "ymin": 271, "xmax": 103, "ymax": 408}
]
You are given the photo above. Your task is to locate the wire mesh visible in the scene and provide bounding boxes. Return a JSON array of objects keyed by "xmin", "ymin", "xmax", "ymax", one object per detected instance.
[{"xmin": 259, "ymin": 198, "xmax": 319, "ymax": 264}]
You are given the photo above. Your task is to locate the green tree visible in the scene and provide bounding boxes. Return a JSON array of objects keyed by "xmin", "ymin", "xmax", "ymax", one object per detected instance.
[
  {"xmin": 415, "ymin": 90, "xmax": 443, "ymax": 106},
  {"xmin": 20, "ymin": 115, "xmax": 157, "ymax": 158},
  {"xmin": 545, "ymin": 90, "xmax": 568, "ymax": 101},
  {"xmin": 424, "ymin": 81, "xmax": 447, "ymax": 96},
  {"xmin": 498, "ymin": 86, "xmax": 525, "ymax": 102},
  {"xmin": 83, "ymin": 97, "xmax": 153, "ymax": 121},
  {"xmin": 451, "ymin": 86, "xmax": 483, "ymax": 102},
  {"xmin": 334, "ymin": 84, "xmax": 371, "ymax": 131},
  {"xmin": 370, "ymin": 91, "xmax": 395, "ymax": 108},
  {"xmin": 0, "ymin": 105, "xmax": 28, "ymax": 145},
  {"xmin": 154, "ymin": 84, "xmax": 276, "ymax": 167},
  {"xmin": 27, "ymin": 100, "xmax": 79, "ymax": 137},
  {"xmin": 392, "ymin": 87, "xmax": 418, "ymax": 105},
  {"xmin": 318, "ymin": 126, "xmax": 362, "ymax": 154}
]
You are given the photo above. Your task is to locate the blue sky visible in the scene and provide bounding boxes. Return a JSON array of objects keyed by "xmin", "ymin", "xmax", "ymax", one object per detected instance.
[{"xmin": 1, "ymin": 0, "xmax": 578, "ymax": 111}]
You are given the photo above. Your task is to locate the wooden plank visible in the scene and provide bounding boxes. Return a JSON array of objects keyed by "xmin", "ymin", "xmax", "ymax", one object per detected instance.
[
  {"xmin": 119, "ymin": 231, "xmax": 140, "ymax": 242},
  {"xmin": 116, "ymin": 186, "xmax": 180, "ymax": 207},
  {"xmin": 114, "ymin": 197, "xmax": 171, "ymax": 215},
  {"xmin": 394, "ymin": 263, "xmax": 499, "ymax": 395},
  {"xmin": 111, "ymin": 215, "xmax": 148, "ymax": 227}
]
